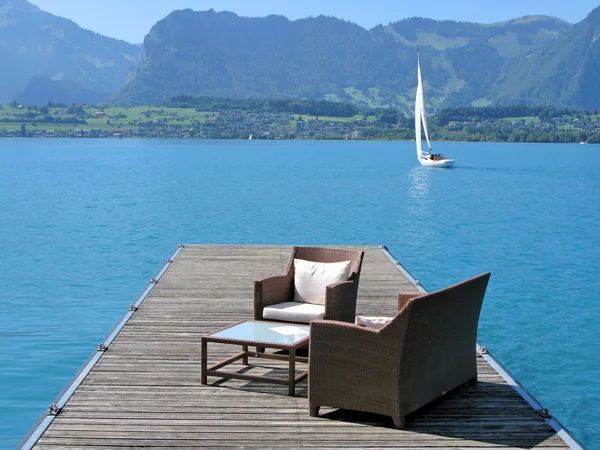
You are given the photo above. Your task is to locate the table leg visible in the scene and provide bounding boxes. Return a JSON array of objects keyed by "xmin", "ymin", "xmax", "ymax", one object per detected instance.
[
  {"xmin": 242, "ymin": 345, "xmax": 248, "ymax": 365},
  {"xmin": 289, "ymin": 348, "xmax": 296, "ymax": 396},
  {"xmin": 201, "ymin": 338, "xmax": 207, "ymax": 385}
]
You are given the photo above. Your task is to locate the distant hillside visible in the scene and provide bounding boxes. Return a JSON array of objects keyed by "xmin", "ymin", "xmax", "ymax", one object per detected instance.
[
  {"xmin": 112, "ymin": 9, "xmax": 572, "ymax": 110},
  {"xmin": 13, "ymin": 76, "xmax": 109, "ymax": 106},
  {"xmin": 491, "ymin": 7, "xmax": 600, "ymax": 108},
  {"xmin": 5, "ymin": 2, "xmax": 600, "ymax": 110},
  {"xmin": 375, "ymin": 16, "xmax": 572, "ymax": 108},
  {"xmin": 0, "ymin": 0, "xmax": 139, "ymax": 104}
]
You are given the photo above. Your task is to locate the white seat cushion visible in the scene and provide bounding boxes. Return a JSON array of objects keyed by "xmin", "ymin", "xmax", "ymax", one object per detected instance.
[
  {"xmin": 355, "ymin": 315, "xmax": 393, "ymax": 330},
  {"xmin": 293, "ymin": 258, "xmax": 351, "ymax": 305},
  {"xmin": 263, "ymin": 302, "xmax": 325, "ymax": 324}
]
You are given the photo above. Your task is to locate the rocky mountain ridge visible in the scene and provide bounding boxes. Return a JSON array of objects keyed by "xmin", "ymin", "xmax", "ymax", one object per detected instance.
[
  {"xmin": 113, "ymin": 9, "xmax": 580, "ymax": 110},
  {"xmin": 3, "ymin": 1, "xmax": 600, "ymax": 110},
  {"xmin": 0, "ymin": 0, "xmax": 139, "ymax": 104}
]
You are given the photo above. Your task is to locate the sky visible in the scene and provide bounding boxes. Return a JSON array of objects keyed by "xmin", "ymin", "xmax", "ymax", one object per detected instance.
[{"xmin": 28, "ymin": 0, "xmax": 600, "ymax": 44}]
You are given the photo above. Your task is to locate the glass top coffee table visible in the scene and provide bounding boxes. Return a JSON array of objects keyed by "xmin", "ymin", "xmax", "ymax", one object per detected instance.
[{"xmin": 201, "ymin": 320, "xmax": 310, "ymax": 396}]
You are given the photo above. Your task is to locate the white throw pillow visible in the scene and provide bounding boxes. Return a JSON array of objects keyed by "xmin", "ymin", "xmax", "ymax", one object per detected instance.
[
  {"xmin": 293, "ymin": 259, "xmax": 351, "ymax": 305},
  {"xmin": 355, "ymin": 316, "xmax": 393, "ymax": 330}
]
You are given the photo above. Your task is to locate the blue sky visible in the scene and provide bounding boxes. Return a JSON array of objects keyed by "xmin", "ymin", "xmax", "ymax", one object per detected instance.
[{"xmin": 28, "ymin": 0, "xmax": 600, "ymax": 43}]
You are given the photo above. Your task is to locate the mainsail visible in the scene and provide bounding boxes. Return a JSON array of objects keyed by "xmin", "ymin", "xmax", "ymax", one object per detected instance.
[{"xmin": 415, "ymin": 51, "xmax": 432, "ymax": 159}]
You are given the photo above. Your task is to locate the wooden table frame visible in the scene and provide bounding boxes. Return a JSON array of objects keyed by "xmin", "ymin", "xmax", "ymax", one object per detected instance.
[{"xmin": 201, "ymin": 321, "xmax": 309, "ymax": 396}]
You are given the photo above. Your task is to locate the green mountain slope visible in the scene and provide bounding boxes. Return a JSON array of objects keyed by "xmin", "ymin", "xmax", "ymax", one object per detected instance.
[
  {"xmin": 13, "ymin": 75, "xmax": 109, "ymax": 106},
  {"xmin": 112, "ymin": 9, "xmax": 571, "ymax": 109},
  {"xmin": 374, "ymin": 16, "xmax": 572, "ymax": 107},
  {"xmin": 6, "ymin": 2, "xmax": 600, "ymax": 110},
  {"xmin": 0, "ymin": 0, "xmax": 139, "ymax": 104},
  {"xmin": 114, "ymin": 10, "xmax": 399, "ymax": 106},
  {"xmin": 492, "ymin": 7, "xmax": 600, "ymax": 108}
]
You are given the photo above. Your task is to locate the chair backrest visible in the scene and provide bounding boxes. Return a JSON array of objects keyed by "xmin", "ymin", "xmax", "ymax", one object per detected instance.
[
  {"xmin": 286, "ymin": 246, "xmax": 364, "ymax": 283},
  {"xmin": 385, "ymin": 272, "xmax": 491, "ymax": 411}
]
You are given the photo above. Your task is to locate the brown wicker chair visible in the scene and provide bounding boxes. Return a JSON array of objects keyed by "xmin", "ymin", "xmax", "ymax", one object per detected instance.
[
  {"xmin": 308, "ymin": 272, "xmax": 491, "ymax": 428},
  {"xmin": 254, "ymin": 246, "xmax": 365, "ymax": 324}
]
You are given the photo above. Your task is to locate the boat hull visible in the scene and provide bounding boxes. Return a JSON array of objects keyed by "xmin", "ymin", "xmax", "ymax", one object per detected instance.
[{"xmin": 419, "ymin": 157, "xmax": 455, "ymax": 168}]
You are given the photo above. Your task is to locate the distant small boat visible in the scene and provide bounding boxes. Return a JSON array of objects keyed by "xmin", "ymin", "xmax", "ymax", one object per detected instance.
[
  {"xmin": 580, "ymin": 141, "xmax": 587, "ymax": 144},
  {"xmin": 415, "ymin": 50, "xmax": 454, "ymax": 168},
  {"xmin": 249, "ymin": 134, "xmax": 253, "ymax": 140}
]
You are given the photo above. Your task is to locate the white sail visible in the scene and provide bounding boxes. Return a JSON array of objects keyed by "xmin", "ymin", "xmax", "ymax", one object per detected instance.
[
  {"xmin": 415, "ymin": 51, "xmax": 432, "ymax": 159},
  {"xmin": 415, "ymin": 82, "xmax": 422, "ymax": 159},
  {"xmin": 420, "ymin": 91, "xmax": 432, "ymax": 152},
  {"xmin": 414, "ymin": 50, "xmax": 455, "ymax": 168}
]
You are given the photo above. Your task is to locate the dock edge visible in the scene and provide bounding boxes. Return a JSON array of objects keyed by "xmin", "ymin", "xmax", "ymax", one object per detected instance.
[
  {"xmin": 378, "ymin": 245, "xmax": 585, "ymax": 450},
  {"xmin": 18, "ymin": 244, "xmax": 586, "ymax": 450},
  {"xmin": 17, "ymin": 245, "xmax": 185, "ymax": 450}
]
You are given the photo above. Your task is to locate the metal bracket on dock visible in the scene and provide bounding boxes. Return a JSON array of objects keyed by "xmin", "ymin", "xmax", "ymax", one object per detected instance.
[
  {"xmin": 48, "ymin": 403, "xmax": 63, "ymax": 415},
  {"xmin": 166, "ymin": 258, "xmax": 174, "ymax": 264},
  {"xmin": 479, "ymin": 346, "xmax": 489, "ymax": 354},
  {"xmin": 536, "ymin": 408, "xmax": 552, "ymax": 419},
  {"xmin": 415, "ymin": 280, "xmax": 421, "ymax": 286},
  {"xmin": 129, "ymin": 304, "xmax": 138, "ymax": 312},
  {"xmin": 19, "ymin": 244, "xmax": 188, "ymax": 450}
]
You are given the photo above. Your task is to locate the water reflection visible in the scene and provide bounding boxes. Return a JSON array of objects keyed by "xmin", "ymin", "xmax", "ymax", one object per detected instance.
[
  {"xmin": 407, "ymin": 166, "xmax": 433, "ymax": 203},
  {"xmin": 398, "ymin": 166, "xmax": 436, "ymax": 246}
]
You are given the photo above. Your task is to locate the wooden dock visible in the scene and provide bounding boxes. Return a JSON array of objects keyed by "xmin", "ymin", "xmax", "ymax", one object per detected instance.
[{"xmin": 24, "ymin": 245, "xmax": 581, "ymax": 449}]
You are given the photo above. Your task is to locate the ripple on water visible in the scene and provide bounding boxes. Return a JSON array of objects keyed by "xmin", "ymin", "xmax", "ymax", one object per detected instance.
[{"xmin": 0, "ymin": 139, "xmax": 598, "ymax": 448}]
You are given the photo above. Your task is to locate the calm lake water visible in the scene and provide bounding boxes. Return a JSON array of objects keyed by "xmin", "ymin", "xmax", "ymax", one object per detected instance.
[{"xmin": 1, "ymin": 139, "xmax": 599, "ymax": 448}]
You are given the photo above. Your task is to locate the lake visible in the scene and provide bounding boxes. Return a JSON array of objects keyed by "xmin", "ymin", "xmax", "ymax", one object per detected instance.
[{"xmin": 0, "ymin": 139, "xmax": 598, "ymax": 449}]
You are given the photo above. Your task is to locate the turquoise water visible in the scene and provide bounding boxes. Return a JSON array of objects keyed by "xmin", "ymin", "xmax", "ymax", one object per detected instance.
[{"xmin": 1, "ymin": 139, "xmax": 598, "ymax": 449}]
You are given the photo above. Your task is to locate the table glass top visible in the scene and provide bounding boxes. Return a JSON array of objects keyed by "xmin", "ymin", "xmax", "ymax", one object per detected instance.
[{"xmin": 210, "ymin": 321, "xmax": 310, "ymax": 345}]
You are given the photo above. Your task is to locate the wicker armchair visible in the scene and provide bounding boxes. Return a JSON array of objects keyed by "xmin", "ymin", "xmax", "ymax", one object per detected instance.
[
  {"xmin": 254, "ymin": 246, "xmax": 365, "ymax": 324},
  {"xmin": 308, "ymin": 272, "xmax": 491, "ymax": 428}
]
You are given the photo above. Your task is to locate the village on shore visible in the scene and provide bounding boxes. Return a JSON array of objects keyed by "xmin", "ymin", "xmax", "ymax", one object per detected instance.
[{"xmin": 0, "ymin": 102, "xmax": 599, "ymax": 143}]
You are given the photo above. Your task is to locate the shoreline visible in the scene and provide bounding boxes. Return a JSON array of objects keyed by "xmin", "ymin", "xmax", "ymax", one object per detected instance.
[{"xmin": 0, "ymin": 136, "xmax": 596, "ymax": 144}]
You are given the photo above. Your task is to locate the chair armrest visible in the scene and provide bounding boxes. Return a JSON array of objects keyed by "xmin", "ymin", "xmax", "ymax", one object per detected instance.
[
  {"xmin": 398, "ymin": 291, "xmax": 424, "ymax": 312},
  {"xmin": 309, "ymin": 319, "xmax": 403, "ymax": 410},
  {"xmin": 324, "ymin": 280, "xmax": 358, "ymax": 323},
  {"xmin": 309, "ymin": 320, "xmax": 381, "ymax": 368},
  {"xmin": 254, "ymin": 274, "xmax": 293, "ymax": 320}
]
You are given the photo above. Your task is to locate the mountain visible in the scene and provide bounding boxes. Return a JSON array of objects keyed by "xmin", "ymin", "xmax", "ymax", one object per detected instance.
[
  {"xmin": 491, "ymin": 7, "xmax": 600, "ymax": 109},
  {"xmin": 13, "ymin": 75, "xmax": 109, "ymax": 106},
  {"xmin": 4, "ymin": 3, "xmax": 600, "ymax": 110},
  {"xmin": 370, "ymin": 16, "xmax": 572, "ymax": 108},
  {"xmin": 112, "ymin": 9, "xmax": 572, "ymax": 110},
  {"xmin": 113, "ymin": 10, "xmax": 398, "ymax": 106},
  {"xmin": 0, "ymin": 0, "xmax": 139, "ymax": 104}
]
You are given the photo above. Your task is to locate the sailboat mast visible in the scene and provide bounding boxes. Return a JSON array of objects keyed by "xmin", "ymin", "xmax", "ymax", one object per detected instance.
[
  {"xmin": 415, "ymin": 50, "xmax": 423, "ymax": 158},
  {"xmin": 417, "ymin": 50, "xmax": 433, "ymax": 153}
]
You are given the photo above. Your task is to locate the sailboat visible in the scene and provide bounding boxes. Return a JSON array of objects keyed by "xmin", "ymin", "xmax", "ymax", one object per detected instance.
[{"xmin": 415, "ymin": 50, "xmax": 454, "ymax": 168}]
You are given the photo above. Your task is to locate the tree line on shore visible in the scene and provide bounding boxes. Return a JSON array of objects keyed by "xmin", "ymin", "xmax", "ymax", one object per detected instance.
[
  {"xmin": 1, "ymin": 98, "xmax": 598, "ymax": 143},
  {"xmin": 158, "ymin": 98, "xmax": 600, "ymax": 143}
]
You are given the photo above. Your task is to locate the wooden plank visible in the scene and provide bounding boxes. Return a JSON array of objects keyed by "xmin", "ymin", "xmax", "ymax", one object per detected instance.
[{"xmin": 30, "ymin": 245, "xmax": 570, "ymax": 449}]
